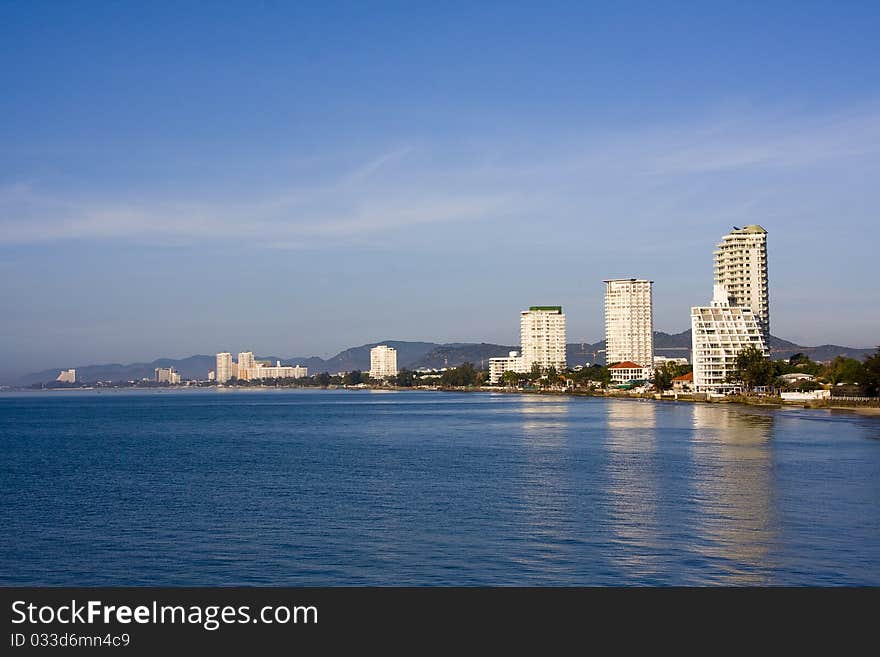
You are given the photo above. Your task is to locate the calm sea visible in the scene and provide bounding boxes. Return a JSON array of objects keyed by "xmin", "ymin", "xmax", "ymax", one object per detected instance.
[{"xmin": 1, "ymin": 389, "xmax": 878, "ymax": 586}]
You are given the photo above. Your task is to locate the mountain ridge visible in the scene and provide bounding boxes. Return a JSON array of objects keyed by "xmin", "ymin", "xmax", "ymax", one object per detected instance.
[{"xmin": 7, "ymin": 332, "xmax": 876, "ymax": 386}]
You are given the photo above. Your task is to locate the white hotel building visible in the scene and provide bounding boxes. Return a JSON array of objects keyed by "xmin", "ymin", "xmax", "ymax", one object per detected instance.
[
  {"xmin": 488, "ymin": 351, "xmax": 523, "ymax": 384},
  {"xmin": 604, "ymin": 278, "xmax": 654, "ymax": 375},
  {"xmin": 215, "ymin": 351, "xmax": 308, "ymax": 383},
  {"xmin": 520, "ymin": 306, "xmax": 567, "ymax": 372},
  {"xmin": 215, "ymin": 353, "xmax": 236, "ymax": 383},
  {"xmin": 155, "ymin": 367, "xmax": 181, "ymax": 384},
  {"xmin": 713, "ymin": 225, "xmax": 769, "ymax": 338},
  {"xmin": 369, "ymin": 345, "xmax": 398, "ymax": 379},
  {"xmin": 691, "ymin": 285, "xmax": 768, "ymax": 394}
]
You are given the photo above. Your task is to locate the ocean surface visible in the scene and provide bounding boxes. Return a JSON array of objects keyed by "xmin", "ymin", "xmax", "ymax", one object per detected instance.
[{"xmin": 1, "ymin": 389, "xmax": 878, "ymax": 586}]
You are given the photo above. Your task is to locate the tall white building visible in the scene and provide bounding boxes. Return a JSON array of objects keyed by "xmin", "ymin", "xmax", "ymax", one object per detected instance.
[
  {"xmin": 520, "ymin": 306, "xmax": 567, "ymax": 372},
  {"xmin": 369, "ymin": 345, "xmax": 398, "ymax": 379},
  {"xmin": 691, "ymin": 285, "xmax": 768, "ymax": 394},
  {"xmin": 713, "ymin": 225, "xmax": 769, "ymax": 337},
  {"xmin": 488, "ymin": 351, "xmax": 523, "ymax": 384},
  {"xmin": 215, "ymin": 352, "xmax": 236, "ymax": 383},
  {"xmin": 237, "ymin": 352, "xmax": 255, "ymax": 370},
  {"xmin": 604, "ymin": 279, "xmax": 654, "ymax": 370},
  {"xmin": 155, "ymin": 367, "xmax": 180, "ymax": 384}
]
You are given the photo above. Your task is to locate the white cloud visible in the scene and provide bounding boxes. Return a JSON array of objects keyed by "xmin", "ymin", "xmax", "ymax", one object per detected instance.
[{"xmin": 2, "ymin": 103, "xmax": 879, "ymax": 248}]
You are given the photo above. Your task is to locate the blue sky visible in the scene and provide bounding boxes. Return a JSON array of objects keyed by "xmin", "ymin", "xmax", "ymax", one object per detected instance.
[{"xmin": 2, "ymin": 1, "xmax": 879, "ymax": 378}]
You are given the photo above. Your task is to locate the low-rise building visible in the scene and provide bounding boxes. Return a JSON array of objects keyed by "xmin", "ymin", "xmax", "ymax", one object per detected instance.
[
  {"xmin": 672, "ymin": 371, "xmax": 693, "ymax": 393},
  {"xmin": 240, "ymin": 361, "xmax": 308, "ymax": 381},
  {"xmin": 779, "ymin": 373, "xmax": 815, "ymax": 383},
  {"xmin": 608, "ymin": 361, "xmax": 648, "ymax": 386},
  {"xmin": 56, "ymin": 368, "xmax": 76, "ymax": 383},
  {"xmin": 489, "ymin": 351, "xmax": 523, "ymax": 384},
  {"xmin": 653, "ymin": 356, "xmax": 689, "ymax": 369}
]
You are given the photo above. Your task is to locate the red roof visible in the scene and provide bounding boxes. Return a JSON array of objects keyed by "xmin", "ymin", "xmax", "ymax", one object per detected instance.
[
  {"xmin": 609, "ymin": 361, "xmax": 642, "ymax": 369},
  {"xmin": 672, "ymin": 371, "xmax": 693, "ymax": 382}
]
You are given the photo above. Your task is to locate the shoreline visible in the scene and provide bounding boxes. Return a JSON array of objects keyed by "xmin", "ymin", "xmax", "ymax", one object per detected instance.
[{"xmin": 7, "ymin": 384, "xmax": 879, "ymax": 418}]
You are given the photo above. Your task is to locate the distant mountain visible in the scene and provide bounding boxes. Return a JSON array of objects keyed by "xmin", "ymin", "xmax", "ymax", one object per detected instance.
[
  {"xmin": 305, "ymin": 341, "xmax": 440, "ymax": 374},
  {"xmin": 410, "ymin": 343, "xmax": 518, "ymax": 369},
  {"xmin": 10, "ymin": 334, "xmax": 876, "ymax": 386}
]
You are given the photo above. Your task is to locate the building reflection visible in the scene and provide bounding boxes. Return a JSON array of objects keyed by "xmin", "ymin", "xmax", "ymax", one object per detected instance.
[
  {"xmin": 603, "ymin": 400, "xmax": 663, "ymax": 580},
  {"xmin": 518, "ymin": 396, "xmax": 570, "ymax": 446},
  {"xmin": 690, "ymin": 404, "xmax": 777, "ymax": 584},
  {"xmin": 509, "ymin": 396, "xmax": 575, "ymax": 581}
]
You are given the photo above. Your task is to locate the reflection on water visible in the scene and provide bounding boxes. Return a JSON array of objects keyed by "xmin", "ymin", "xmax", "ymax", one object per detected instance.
[
  {"xmin": 518, "ymin": 396, "xmax": 570, "ymax": 445},
  {"xmin": 510, "ymin": 396, "xmax": 575, "ymax": 580},
  {"xmin": 2, "ymin": 390, "xmax": 877, "ymax": 585},
  {"xmin": 604, "ymin": 401, "xmax": 662, "ymax": 580},
  {"xmin": 690, "ymin": 404, "xmax": 777, "ymax": 584}
]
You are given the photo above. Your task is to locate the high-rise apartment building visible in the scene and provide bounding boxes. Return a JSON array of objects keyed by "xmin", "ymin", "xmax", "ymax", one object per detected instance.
[
  {"xmin": 155, "ymin": 367, "xmax": 180, "ymax": 384},
  {"xmin": 691, "ymin": 285, "xmax": 768, "ymax": 393},
  {"xmin": 369, "ymin": 345, "xmax": 398, "ymax": 379},
  {"xmin": 713, "ymin": 225, "xmax": 769, "ymax": 337},
  {"xmin": 604, "ymin": 279, "xmax": 654, "ymax": 370},
  {"xmin": 215, "ymin": 352, "xmax": 236, "ymax": 383},
  {"xmin": 520, "ymin": 306, "xmax": 567, "ymax": 372},
  {"xmin": 237, "ymin": 352, "xmax": 255, "ymax": 370}
]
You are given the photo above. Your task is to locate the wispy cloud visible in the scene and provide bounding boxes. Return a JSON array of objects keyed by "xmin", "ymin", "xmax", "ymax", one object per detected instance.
[{"xmin": 2, "ymin": 104, "xmax": 879, "ymax": 248}]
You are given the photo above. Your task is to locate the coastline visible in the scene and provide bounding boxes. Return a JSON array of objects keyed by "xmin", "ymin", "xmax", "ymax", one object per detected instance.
[{"xmin": 8, "ymin": 384, "xmax": 879, "ymax": 418}]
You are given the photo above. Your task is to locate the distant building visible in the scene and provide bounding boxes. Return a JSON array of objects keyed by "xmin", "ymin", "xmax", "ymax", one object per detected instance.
[
  {"xmin": 207, "ymin": 370, "xmax": 215, "ymax": 382},
  {"xmin": 714, "ymin": 225, "xmax": 769, "ymax": 337},
  {"xmin": 215, "ymin": 351, "xmax": 307, "ymax": 382},
  {"xmin": 238, "ymin": 352, "xmax": 256, "ymax": 371},
  {"xmin": 604, "ymin": 279, "xmax": 654, "ymax": 369},
  {"xmin": 369, "ymin": 345, "xmax": 398, "ymax": 379},
  {"xmin": 155, "ymin": 367, "xmax": 180, "ymax": 384},
  {"xmin": 691, "ymin": 285, "xmax": 768, "ymax": 394},
  {"xmin": 520, "ymin": 306, "xmax": 566, "ymax": 373},
  {"xmin": 779, "ymin": 373, "xmax": 815, "ymax": 383},
  {"xmin": 56, "ymin": 368, "xmax": 76, "ymax": 383},
  {"xmin": 608, "ymin": 361, "xmax": 647, "ymax": 386},
  {"xmin": 216, "ymin": 352, "xmax": 236, "ymax": 383},
  {"xmin": 653, "ymin": 356, "xmax": 689, "ymax": 369},
  {"xmin": 240, "ymin": 361, "xmax": 308, "ymax": 380},
  {"xmin": 489, "ymin": 351, "xmax": 523, "ymax": 384}
]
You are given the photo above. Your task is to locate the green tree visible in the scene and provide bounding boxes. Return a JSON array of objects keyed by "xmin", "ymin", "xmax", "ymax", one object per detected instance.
[
  {"xmin": 730, "ymin": 345, "xmax": 775, "ymax": 392},
  {"xmin": 394, "ymin": 369, "xmax": 415, "ymax": 387},
  {"xmin": 440, "ymin": 362, "xmax": 478, "ymax": 387},
  {"xmin": 343, "ymin": 370, "xmax": 363, "ymax": 385},
  {"xmin": 500, "ymin": 370, "xmax": 521, "ymax": 387},
  {"xmin": 315, "ymin": 372, "xmax": 332, "ymax": 387},
  {"xmin": 528, "ymin": 362, "xmax": 543, "ymax": 382},
  {"xmin": 823, "ymin": 356, "xmax": 865, "ymax": 385},
  {"xmin": 653, "ymin": 363, "xmax": 675, "ymax": 391},
  {"xmin": 573, "ymin": 364, "xmax": 611, "ymax": 387},
  {"xmin": 543, "ymin": 366, "xmax": 560, "ymax": 387},
  {"xmin": 862, "ymin": 347, "xmax": 880, "ymax": 397}
]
